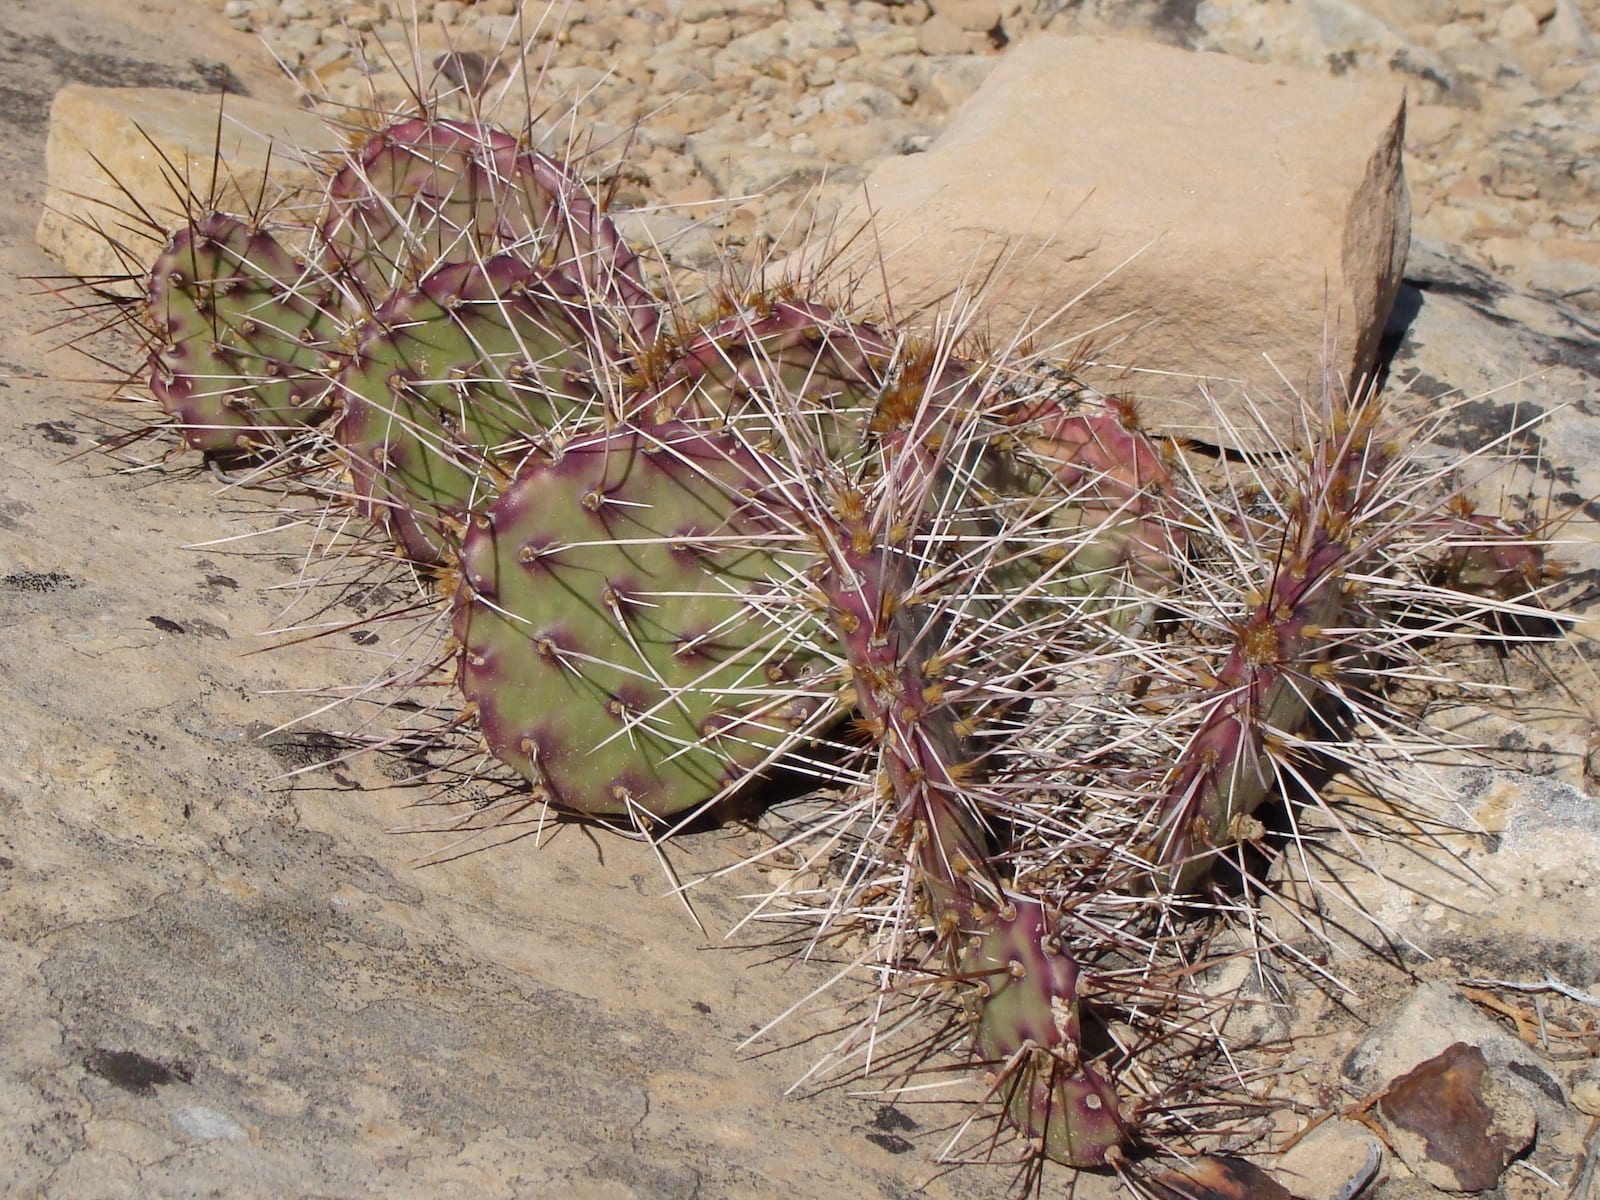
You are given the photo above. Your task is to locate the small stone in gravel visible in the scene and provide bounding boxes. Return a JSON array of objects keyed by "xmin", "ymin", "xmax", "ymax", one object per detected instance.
[
  {"xmin": 1571, "ymin": 1062, "xmax": 1600, "ymax": 1117},
  {"xmin": 222, "ymin": 0, "xmax": 257, "ymax": 29},
  {"xmin": 432, "ymin": 50, "xmax": 491, "ymax": 91},
  {"xmin": 1275, "ymin": 1119, "xmax": 1382, "ymax": 1200},
  {"xmin": 712, "ymin": 13, "xmax": 855, "ymax": 77},
  {"xmin": 1497, "ymin": 3, "xmax": 1543, "ymax": 39},
  {"xmin": 917, "ymin": 14, "xmax": 978, "ymax": 55},
  {"xmin": 1376, "ymin": 1042, "xmax": 1537, "ymax": 1193}
]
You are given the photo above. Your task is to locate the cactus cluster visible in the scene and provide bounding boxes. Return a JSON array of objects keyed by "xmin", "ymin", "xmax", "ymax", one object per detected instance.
[{"xmin": 104, "ymin": 96, "xmax": 1561, "ymax": 1182}]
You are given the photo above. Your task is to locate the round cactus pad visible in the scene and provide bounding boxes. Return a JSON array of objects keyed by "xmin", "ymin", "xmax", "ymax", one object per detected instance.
[{"xmin": 454, "ymin": 423, "xmax": 819, "ymax": 819}]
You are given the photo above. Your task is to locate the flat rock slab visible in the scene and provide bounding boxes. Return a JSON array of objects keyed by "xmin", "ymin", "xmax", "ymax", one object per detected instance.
[
  {"xmin": 37, "ymin": 84, "xmax": 341, "ymax": 286},
  {"xmin": 826, "ymin": 34, "xmax": 1410, "ymax": 449}
]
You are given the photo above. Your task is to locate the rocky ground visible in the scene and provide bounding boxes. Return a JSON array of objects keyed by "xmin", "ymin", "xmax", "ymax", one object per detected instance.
[
  {"xmin": 209, "ymin": 0, "xmax": 1600, "ymax": 308},
  {"xmin": 4, "ymin": 0, "xmax": 1600, "ymax": 1198}
]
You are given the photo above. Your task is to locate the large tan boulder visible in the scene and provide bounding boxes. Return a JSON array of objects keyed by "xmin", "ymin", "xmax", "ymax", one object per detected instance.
[
  {"xmin": 828, "ymin": 36, "xmax": 1411, "ymax": 448},
  {"xmin": 36, "ymin": 84, "xmax": 340, "ymax": 286}
]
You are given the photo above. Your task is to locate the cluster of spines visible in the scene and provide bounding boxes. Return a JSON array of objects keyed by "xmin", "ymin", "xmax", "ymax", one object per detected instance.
[{"xmin": 116, "ymin": 96, "xmax": 1563, "ymax": 1181}]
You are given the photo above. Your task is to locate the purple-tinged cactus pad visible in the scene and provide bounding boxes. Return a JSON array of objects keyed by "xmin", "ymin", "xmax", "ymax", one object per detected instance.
[
  {"xmin": 145, "ymin": 212, "xmax": 337, "ymax": 454},
  {"xmin": 632, "ymin": 299, "xmax": 890, "ymax": 435},
  {"xmin": 454, "ymin": 422, "xmax": 821, "ymax": 819},
  {"xmin": 321, "ymin": 117, "xmax": 659, "ymax": 343},
  {"xmin": 333, "ymin": 254, "xmax": 611, "ymax": 563}
]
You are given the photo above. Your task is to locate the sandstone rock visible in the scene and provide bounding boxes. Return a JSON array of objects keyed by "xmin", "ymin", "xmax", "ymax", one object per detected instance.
[
  {"xmin": 1261, "ymin": 753, "xmax": 1600, "ymax": 1010},
  {"xmin": 1274, "ymin": 1119, "xmax": 1382, "ymax": 1200},
  {"xmin": 1523, "ymin": 254, "xmax": 1600, "ymax": 312},
  {"xmin": 827, "ymin": 36, "xmax": 1410, "ymax": 448},
  {"xmin": 36, "ymin": 85, "xmax": 339, "ymax": 286}
]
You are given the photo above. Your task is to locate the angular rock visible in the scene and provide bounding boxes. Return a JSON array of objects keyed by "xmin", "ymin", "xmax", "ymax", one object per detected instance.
[
  {"xmin": 1376, "ymin": 1042, "xmax": 1536, "ymax": 1192},
  {"xmin": 1196, "ymin": 0, "xmax": 1454, "ymax": 90},
  {"xmin": 1343, "ymin": 982, "xmax": 1568, "ymax": 1137},
  {"xmin": 827, "ymin": 35, "xmax": 1410, "ymax": 449},
  {"xmin": 1274, "ymin": 1119, "xmax": 1382, "ymax": 1200},
  {"xmin": 35, "ymin": 84, "xmax": 340, "ymax": 285}
]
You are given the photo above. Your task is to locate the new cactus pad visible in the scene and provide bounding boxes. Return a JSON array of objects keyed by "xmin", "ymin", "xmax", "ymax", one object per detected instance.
[{"xmin": 322, "ymin": 116, "xmax": 659, "ymax": 344}]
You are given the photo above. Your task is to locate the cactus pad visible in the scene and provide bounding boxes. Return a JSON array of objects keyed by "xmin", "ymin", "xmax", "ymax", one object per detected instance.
[
  {"xmin": 333, "ymin": 254, "xmax": 609, "ymax": 563},
  {"xmin": 145, "ymin": 212, "xmax": 337, "ymax": 453},
  {"xmin": 321, "ymin": 117, "xmax": 659, "ymax": 343},
  {"xmin": 454, "ymin": 423, "xmax": 821, "ymax": 820}
]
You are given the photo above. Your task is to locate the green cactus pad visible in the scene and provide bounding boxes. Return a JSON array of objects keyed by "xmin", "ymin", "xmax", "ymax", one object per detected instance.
[
  {"xmin": 333, "ymin": 254, "xmax": 609, "ymax": 563},
  {"xmin": 146, "ymin": 212, "xmax": 337, "ymax": 454},
  {"xmin": 454, "ymin": 422, "xmax": 821, "ymax": 820}
]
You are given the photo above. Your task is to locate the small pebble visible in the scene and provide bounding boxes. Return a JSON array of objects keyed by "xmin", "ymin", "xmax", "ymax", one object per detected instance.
[
  {"xmin": 171, "ymin": 1105, "xmax": 249, "ymax": 1142},
  {"xmin": 1573, "ymin": 1062, "xmax": 1600, "ymax": 1117}
]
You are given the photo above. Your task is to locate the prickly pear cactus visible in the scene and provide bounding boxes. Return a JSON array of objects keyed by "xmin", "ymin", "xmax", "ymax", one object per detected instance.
[
  {"xmin": 145, "ymin": 212, "xmax": 338, "ymax": 453},
  {"xmin": 333, "ymin": 254, "xmax": 612, "ymax": 563},
  {"xmin": 965, "ymin": 900, "xmax": 1129, "ymax": 1166},
  {"xmin": 453, "ymin": 422, "xmax": 824, "ymax": 820},
  {"xmin": 83, "ymin": 76, "xmax": 1570, "ymax": 1189}
]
